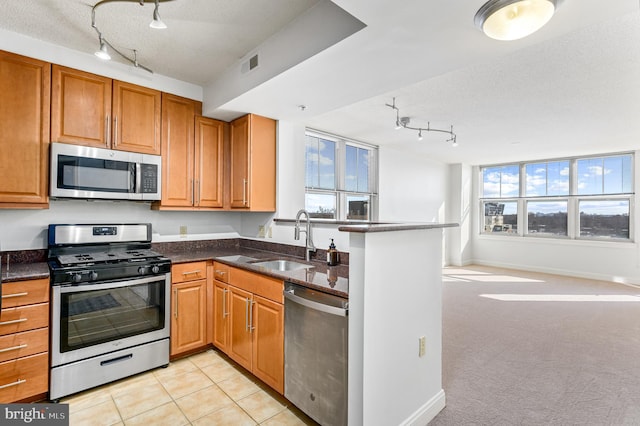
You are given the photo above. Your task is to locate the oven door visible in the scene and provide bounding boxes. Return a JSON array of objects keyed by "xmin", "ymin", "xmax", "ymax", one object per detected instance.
[{"xmin": 51, "ymin": 274, "xmax": 171, "ymax": 367}]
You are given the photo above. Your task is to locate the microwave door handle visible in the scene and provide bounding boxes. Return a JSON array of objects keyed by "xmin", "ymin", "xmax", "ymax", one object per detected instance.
[{"xmin": 135, "ymin": 163, "xmax": 142, "ymax": 194}]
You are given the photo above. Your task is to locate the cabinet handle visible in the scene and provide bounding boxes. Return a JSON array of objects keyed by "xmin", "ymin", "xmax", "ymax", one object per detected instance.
[
  {"xmin": 191, "ymin": 179, "xmax": 195, "ymax": 205},
  {"xmin": 0, "ymin": 318, "xmax": 28, "ymax": 326},
  {"xmin": 245, "ymin": 298, "xmax": 250, "ymax": 331},
  {"xmin": 105, "ymin": 115, "xmax": 110, "ymax": 143},
  {"xmin": 114, "ymin": 115, "xmax": 118, "ymax": 145},
  {"xmin": 0, "ymin": 344, "xmax": 27, "ymax": 354},
  {"xmin": 222, "ymin": 288, "xmax": 228, "ymax": 318},
  {"xmin": 1, "ymin": 292, "xmax": 28, "ymax": 299},
  {"xmin": 182, "ymin": 270, "xmax": 201, "ymax": 277},
  {"xmin": 196, "ymin": 179, "xmax": 200, "ymax": 205},
  {"xmin": 242, "ymin": 179, "xmax": 248, "ymax": 206},
  {"xmin": 249, "ymin": 300, "xmax": 255, "ymax": 332},
  {"xmin": 174, "ymin": 289, "xmax": 178, "ymax": 318},
  {"xmin": 0, "ymin": 379, "xmax": 26, "ymax": 390}
]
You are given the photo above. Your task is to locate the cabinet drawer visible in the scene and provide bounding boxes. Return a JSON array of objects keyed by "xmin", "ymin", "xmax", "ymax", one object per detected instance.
[
  {"xmin": 0, "ymin": 303, "xmax": 49, "ymax": 336},
  {"xmin": 1, "ymin": 278, "xmax": 49, "ymax": 308},
  {"xmin": 229, "ymin": 267, "xmax": 284, "ymax": 304},
  {"xmin": 212, "ymin": 262, "xmax": 230, "ymax": 283},
  {"xmin": 0, "ymin": 329, "xmax": 48, "ymax": 363},
  {"xmin": 172, "ymin": 262, "xmax": 208, "ymax": 284},
  {"xmin": 0, "ymin": 352, "xmax": 48, "ymax": 403}
]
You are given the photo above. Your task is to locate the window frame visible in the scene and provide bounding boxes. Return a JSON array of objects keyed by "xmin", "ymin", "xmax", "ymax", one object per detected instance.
[
  {"xmin": 305, "ymin": 129, "xmax": 379, "ymax": 222},
  {"xmin": 479, "ymin": 152, "xmax": 635, "ymax": 242}
]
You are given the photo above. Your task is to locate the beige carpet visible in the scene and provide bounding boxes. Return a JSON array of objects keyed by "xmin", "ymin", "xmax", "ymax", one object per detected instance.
[{"xmin": 430, "ymin": 265, "xmax": 640, "ymax": 425}]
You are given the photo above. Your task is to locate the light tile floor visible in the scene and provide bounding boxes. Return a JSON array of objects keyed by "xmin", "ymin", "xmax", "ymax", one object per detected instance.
[{"xmin": 61, "ymin": 349, "xmax": 318, "ymax": 426}]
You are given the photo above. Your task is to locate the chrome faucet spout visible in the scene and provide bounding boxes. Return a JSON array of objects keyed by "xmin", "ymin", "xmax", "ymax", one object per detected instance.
[{"xmin": 294, "ymin": 209, "xmax": 316, "ymax": 261}]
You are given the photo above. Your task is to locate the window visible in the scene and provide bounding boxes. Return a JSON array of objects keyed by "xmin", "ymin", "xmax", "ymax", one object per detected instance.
[
  {"xmin": 305, "ymin": 130, "xmax": 378, "ymax": 221},
  {"xmin": 480, "ymin": 153, "xmax": 634, "ymax": 241}
]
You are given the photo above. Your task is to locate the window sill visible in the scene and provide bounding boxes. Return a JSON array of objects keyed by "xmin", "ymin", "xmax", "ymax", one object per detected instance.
[
  {"xmin": 274, "ymin": 218, "xmax": 385, "ymax": 226},
  {"xmin": 478, "ymin": 233, "xmax": 637, "ymax": 248}
]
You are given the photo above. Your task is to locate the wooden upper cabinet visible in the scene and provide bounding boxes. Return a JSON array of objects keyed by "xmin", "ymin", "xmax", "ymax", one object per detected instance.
[
  {"xmin": 0, "ymin": 51, "xmax": 50, "ymax": 208},
  {"xmin": 158, "ymin": 93, "xmax": 201, "ymax": 207},
  {"xmin": 51, "ymin": 65, "xmax": 111, "ymax": 148},
  {"xmin": 51, "ymin": 65, "xmax": 161, "ymax": 154},
  {"xmin": 194, "ymin": 116, "xmax": 225, "ymax": 208},
  {"xmin": 230, "ymin": 114, "xmax": 276, "ymax": 211},
  {"xmin": 112, "ymin": 80, "xmax": 161, "ymax": 154}
]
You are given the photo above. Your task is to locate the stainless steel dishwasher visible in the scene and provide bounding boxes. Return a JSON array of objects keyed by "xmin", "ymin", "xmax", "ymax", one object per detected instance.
[{"xmin": 284, "ymin": 282, "xmax": 349, "ymax": 426}]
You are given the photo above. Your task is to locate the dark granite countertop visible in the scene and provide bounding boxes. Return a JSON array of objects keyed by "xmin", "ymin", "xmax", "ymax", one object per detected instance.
[
  {"xmin": 1, "ymin": 262, "xmax": 50, "ymax": 283},
  {"xmin": 160, "ymin": 246, "xmax": 349, "ymax": 298}
]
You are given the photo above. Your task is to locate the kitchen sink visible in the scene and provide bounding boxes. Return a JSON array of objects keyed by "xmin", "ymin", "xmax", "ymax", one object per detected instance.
[
  {"xmin": 216, "ymin": 255, "xmax": 257, "ymax": 263},
  {"xmin": 251, "ymin": 259, "xmax": 314, "ymax": 272}
]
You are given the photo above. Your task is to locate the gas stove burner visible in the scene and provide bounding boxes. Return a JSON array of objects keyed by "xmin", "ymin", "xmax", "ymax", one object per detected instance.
[{"xmin": 47, "ymin": 223, "xmax": 171, "ymax": 285}]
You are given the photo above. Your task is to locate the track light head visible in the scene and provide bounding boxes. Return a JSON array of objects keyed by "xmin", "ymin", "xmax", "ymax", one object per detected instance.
[
  {"xmin": 94, "ymin": 36, "xmax": 111, "ymax": 60},
  {"xmin": 150, "ymin": 0, "xmax": 167, "ymax": 29}
]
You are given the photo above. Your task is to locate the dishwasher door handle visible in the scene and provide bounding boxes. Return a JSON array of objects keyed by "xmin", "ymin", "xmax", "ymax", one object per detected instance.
[{"xmin": 284, "ymin": 289, "xmax": 348, "ymax": 317}]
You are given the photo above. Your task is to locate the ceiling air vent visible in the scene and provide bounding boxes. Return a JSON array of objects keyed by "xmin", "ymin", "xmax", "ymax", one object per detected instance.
[{"xmin": 241, "ymin": 53, "xmax": 259, "ymax": 74}]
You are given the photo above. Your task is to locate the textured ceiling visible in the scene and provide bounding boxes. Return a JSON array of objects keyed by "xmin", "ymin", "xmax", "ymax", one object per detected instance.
[
  {"xmin": 0, "ymin": 0, "xmax": 319, "ymax": 85},
  {"xmin": 1, "ymin": 0, "xmax": 639, "ymax": 165}
]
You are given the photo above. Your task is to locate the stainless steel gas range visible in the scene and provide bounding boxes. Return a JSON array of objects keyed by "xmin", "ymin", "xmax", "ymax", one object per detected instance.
[{"xmin": 47, "ymin": 223, "xmax": 171, "ymax": 401}]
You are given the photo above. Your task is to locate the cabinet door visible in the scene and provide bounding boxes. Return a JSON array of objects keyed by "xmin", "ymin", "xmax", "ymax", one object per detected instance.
[
  {"xmin": 51, "ymin": 65, "xmax": 111, "ymax": 148},
  {"xmin": 0, "ymin": 51, "xmax": 50, "ymax": 208},
  {"xmin": 228, "ymin": 286, "xmax": 252, "ymax": 371},
  {"xmin": 194, "ymin": 116, "xmax": 224, "ymax": 208},
  {"xmin": 229, "ymin": 115, "xmax": 249, "ymax": 208},
  {"xmin": 252, "ymin": 295, "xmax": 284, "ymax": 394},
  {"xmin": 160, "ymin": 94, "xmax": 201, "ymax": 207},
  {"xmin": 246, "ymin": 114, "xmax": 277, "ymax": 212},
  {"xmin": 171, "ymin": 280, "xmax": 207, "ymax": 356},
  {"xmin": 212, "ymin": 280, "xmax": 229, "ymax": 353},
  {"xmin": 112, "ymin": 81, "xmax": 161, "ymax": 154}
]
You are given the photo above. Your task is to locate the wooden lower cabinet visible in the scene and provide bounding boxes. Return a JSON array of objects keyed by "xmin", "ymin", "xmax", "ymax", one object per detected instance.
[
  {"xmin": 0, "ymin": 353, "xmax": 48, "ymax": 403},
  {"xmin": 0, "ymin": 278, "xmax": 49, "ymax": 402},
  {"xmin": 212, "ymin": 280, "xmax": 229, "ymax": 353},
  {"xmin": 251, "ymin": 295, "xmax": 284, "ymax": 393},
  {"xmin": 171, "ymin": 279, "xmax": 207, "ymax": 356},
  {"xmin": 212, "ymin": 262, "xmax": 284, "ymax": 394}
]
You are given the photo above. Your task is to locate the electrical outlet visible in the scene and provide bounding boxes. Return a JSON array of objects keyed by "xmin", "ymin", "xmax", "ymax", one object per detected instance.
[
  {"xmin": 267, "ymin": 226, "xmax": 272, "ymax": 238},
  {"xmin": 258, "ymin": 225, "xmax": 266, "ymax": 238},
  {"xmin": 419, "ymin": 336, "xmax": 426, "ymax": 357},
  {"xmin": 179, "ymin": 225, "xmax": 187, "ymax": 236}
]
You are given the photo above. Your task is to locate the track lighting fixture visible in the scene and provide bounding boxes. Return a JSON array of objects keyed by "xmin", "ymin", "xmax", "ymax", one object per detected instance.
[
  {"xmin": 94, "ymin": 35, "xmax": 111, "ymax": 60},
  {"xmin": 91, "ymin": 0, "xmax": 175, "ymax": 73},
  {"xmin": 386, "ymin": 98, "xmax": 458, "ymax": 147},
  {"xmin": 150, "ymin": 0, "xmax": 167, "ymax": 29},
  {"xmin": 474, "ymin": 0, "xmax": 561, "ymax": 41}
]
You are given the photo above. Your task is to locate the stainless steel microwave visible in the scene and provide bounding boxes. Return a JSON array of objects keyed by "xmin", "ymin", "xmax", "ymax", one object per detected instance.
[{"xmin": 50, "ymin": 142, "xmax": 161, "ymax": 201}]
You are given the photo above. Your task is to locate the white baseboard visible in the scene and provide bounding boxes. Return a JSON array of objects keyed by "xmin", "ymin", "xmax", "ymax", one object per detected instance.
[
  {"xmin": 399, "ymin": 389, "xmax": 446, "ymax": 426},
  {"xmin": 467, "ymin": 259, "xmax": 640, "ymax": 287}
]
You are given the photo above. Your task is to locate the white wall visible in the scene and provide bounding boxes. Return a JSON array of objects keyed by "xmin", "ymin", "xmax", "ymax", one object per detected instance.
[
  {"xmin": 348, "ymin": 228, "xmax": 445, "ymax": 425},
  {"xmin": 378, "ymin": 146, "xmax": 448, "ymax": 223},
  {"xmin": 468, "ymin": 152, "xmax": 640, "ymax": 285},
  {"xmin": 446, "ymin": 163, "xmax": 473, "ymax": 266},
  {"xmin": 0, "ymin": 200, "xmax": 242, "ymax": 250}
]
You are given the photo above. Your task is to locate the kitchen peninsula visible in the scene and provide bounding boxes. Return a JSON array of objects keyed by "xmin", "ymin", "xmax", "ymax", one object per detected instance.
[{"xmin": 340, "ymin": 222, "xmax": 457, "ymax": 426}]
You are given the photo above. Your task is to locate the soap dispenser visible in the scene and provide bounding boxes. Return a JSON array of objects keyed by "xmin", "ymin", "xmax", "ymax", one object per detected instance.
[{"xmin": 327, "ymin": 239, "xmax": 339, "ymax": 266}]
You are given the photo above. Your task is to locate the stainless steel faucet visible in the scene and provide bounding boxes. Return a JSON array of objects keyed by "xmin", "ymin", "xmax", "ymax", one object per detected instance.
[{"xmin": 294, "ymin": 209, "xmax": 316, "ymax": 261}]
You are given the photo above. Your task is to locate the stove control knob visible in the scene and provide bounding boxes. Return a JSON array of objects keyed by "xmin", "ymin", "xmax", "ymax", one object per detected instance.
[
  {"xmin": 72, "ymin": 273, "xmax": 83, "ymax": 283},
  {"xmin": 138, "ymin": 266, "xmax": 148, "ymax": 275},
  {"xmin": 151, "ymin": 265, "xmax": 160, "ymax": 274},
  {"xmin": 90, "ymin": 271, "xmax": 98, "ymax": 281}
]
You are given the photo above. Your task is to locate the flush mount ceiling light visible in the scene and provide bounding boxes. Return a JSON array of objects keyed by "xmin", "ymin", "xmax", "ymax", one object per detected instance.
[
  {"xmin": 474, "ymin": 0, "xmax": 561, "ymax": 41},
  {"xmin": 386, "ymin": 98, "xmax": 458, "ymax": 147},
  {"xmin": 91, "ymin": 0, "xmax": 175, "ymax": 73}
]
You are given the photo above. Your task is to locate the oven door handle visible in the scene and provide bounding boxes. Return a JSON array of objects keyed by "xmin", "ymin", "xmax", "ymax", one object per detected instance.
[{"xmin": 57, "ymin": 275, "xmax": 168, "ymax": 294}]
